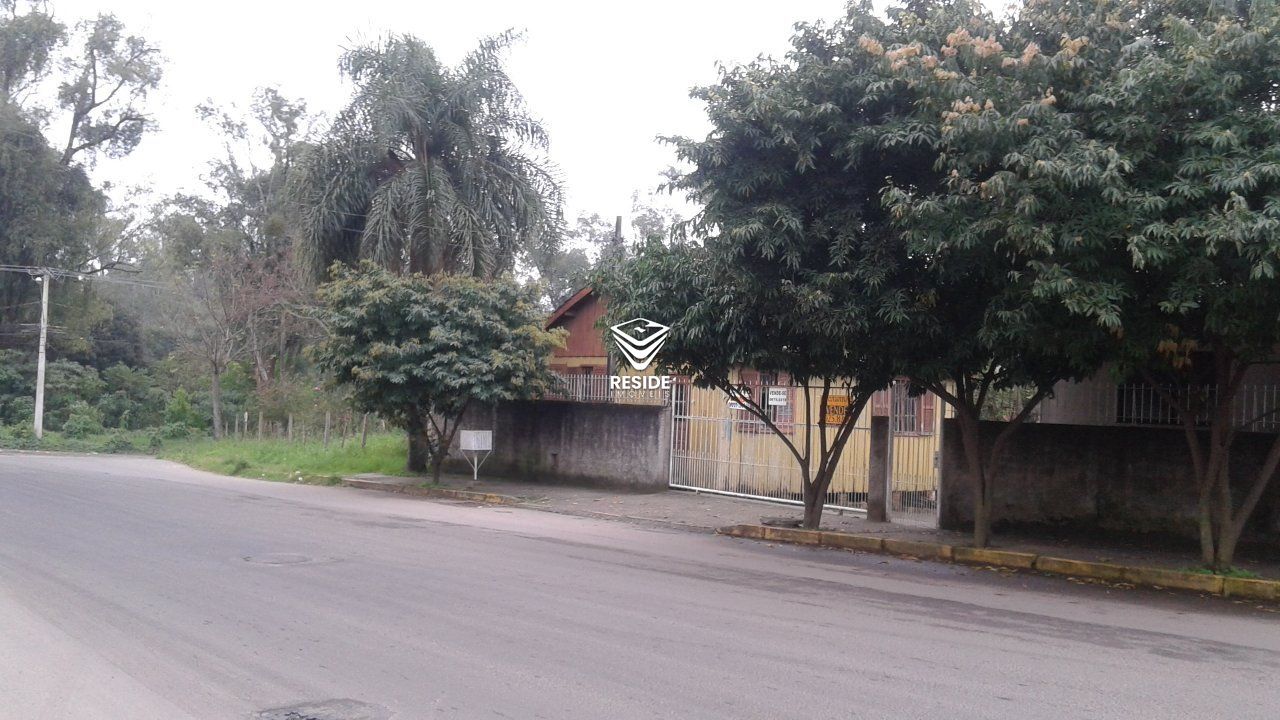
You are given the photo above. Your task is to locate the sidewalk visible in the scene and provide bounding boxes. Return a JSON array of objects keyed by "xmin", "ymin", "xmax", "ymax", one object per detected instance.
[{"xmin": 344, "ymin": 473, "xmax": 1280, "ymax": 583}]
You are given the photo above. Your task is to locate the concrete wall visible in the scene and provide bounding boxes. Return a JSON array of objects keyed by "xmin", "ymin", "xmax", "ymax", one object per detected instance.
[
  {"xmin": 939, "ymin": 419, "xmax": 1280, "ymax": 546},
  {"xmin": 452, "ymin": 400, "xmax": 671, "ymax": 491}
]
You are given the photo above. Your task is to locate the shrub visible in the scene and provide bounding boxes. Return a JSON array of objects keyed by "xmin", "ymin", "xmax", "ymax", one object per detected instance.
[
  {"xmin": 159, "ymin": 422, "xmax": 196, "ymax": 440},
  {"xmin": 101, "ymin": 433, "xmax": 136, "ymax": 454},
  {"xmin": 164, "ymin": 388, "xmax": 203, "ymax": 428},
  {"xmin": 62, "ymin": 401, "xmax": 105, "ymax": 438},
  {"xmin": 0, "ymin": 423, "xmax": 38, "ymax": 450}
]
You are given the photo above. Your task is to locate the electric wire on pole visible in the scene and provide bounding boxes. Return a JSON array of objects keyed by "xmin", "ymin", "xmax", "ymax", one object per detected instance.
[{"xmin": 0, "ymin": 264, "xmax": 159, "ymax": 439}]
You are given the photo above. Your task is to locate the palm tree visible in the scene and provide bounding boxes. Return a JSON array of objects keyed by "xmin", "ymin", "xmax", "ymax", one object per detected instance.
[{"xmin": 291, "ymin": 31, "xmax": 562, "ymax": 281}]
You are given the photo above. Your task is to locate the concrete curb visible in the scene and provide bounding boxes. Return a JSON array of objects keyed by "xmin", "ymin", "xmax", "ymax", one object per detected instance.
[
  {"xmin": 343, "ymin": 478, "xmax": 525, "ymax": 506},
  {"xmin": 716, "ymin": 524, "xmax": 1280, "ymax": 602}
]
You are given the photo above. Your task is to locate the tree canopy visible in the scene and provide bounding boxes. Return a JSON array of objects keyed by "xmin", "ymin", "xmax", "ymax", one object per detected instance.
[
  {"xmin": 599, "ymin": 6, "xmax": 933, "ymax": 528},
  {"xmin": 292, "ymin": 32, "xmax": 562, "ymax": 282},
  {"xmin": 313, "ymin": 262, "xmax": 562, "ymax": 479}
]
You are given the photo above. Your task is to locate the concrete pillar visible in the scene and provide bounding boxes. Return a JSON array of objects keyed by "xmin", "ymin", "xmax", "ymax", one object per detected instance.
[{"xmin": 868, "ymin": 415, "xmax": 890, "ymax": 522}]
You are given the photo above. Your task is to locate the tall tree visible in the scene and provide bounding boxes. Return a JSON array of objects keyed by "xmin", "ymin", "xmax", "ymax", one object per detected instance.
[
  {"xmin": 0, "ymin": 0, "xmax": 63, "ymax": 105},
  {"xmin": 56, "ymin": 13, "xmax": 162, "ymax": 166},
  {"xmin": 1072, "ymin": 0, "xmax": 1280, "ymax": 569},
  {"xmin": 292, "ymin": 32, "xmax": 562, "ymax": 281},
  {"xmin": 599, "ymin": 5, "xmax": 926, "ymax": 528},
  {"xmin": 197, "ymin": 88, "xmax": 315, "ymax": 393},
  {"xmin": 869, "ymin": 0, "xmax": 1124, "ymax": 546},
  {"xmin": 0, "ymin": 3, "xmax": 160, "ymax": 332}
]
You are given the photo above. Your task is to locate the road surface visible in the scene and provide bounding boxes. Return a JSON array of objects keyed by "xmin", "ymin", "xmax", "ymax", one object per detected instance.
[{"xmin": 1, "ymin": 453, "xmax": 1276, "ymax": 719}]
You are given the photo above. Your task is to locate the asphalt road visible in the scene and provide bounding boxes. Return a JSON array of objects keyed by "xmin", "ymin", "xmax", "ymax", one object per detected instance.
[{"xmin": 1, "ymin": 454, "xmax": 1277, "ymax": 720}]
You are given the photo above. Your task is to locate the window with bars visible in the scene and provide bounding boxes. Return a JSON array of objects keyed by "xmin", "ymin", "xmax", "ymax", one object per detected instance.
[
  {"xmin": 733, "ymin": 370, "xmax": 794, "ymax": 434},
  {"xmin": 872, "ymin": 383, "xmax": 936, "ymax": 435}
]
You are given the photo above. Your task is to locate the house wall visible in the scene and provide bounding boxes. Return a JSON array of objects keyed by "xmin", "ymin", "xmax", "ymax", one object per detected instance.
[
  {"xmin": 452, "ymin": 400, "xmax": 671, "ymax": 490},
  {"xmin": 938, "ymin": 418, "xmax": 1280, "ymax": 546},
  {"xmin": 548, "ymin": 293, "xmax": 608, "ymax": 373},
  {"xmin": 1040, "ymin": 362, "xmax": 1280, "ymax": 427}
]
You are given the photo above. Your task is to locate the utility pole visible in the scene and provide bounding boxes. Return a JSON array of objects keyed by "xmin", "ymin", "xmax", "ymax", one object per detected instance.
[{"xmin": 33, "ymin": 270, "xmax": 50, "ymax": 439}]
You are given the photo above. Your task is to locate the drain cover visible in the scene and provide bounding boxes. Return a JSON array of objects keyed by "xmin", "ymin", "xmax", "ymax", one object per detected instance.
[
  {"xmin": 252, "ymin": 698, "xmax": 392, "ymax": 720},
  {"xmin": 242, "ymin": 553, "xmax": 313, "ymax": 566}
]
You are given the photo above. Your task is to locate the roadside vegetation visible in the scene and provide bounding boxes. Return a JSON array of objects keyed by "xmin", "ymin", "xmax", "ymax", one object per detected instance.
[{"xmin": 157, "ymin": 434, "xmax": 409, "ymax": 485}]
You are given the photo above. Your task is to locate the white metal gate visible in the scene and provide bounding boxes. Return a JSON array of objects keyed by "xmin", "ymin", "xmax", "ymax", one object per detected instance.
[{"xmin": 669, "ymin": 379, "xmax": 939, "ymax": 526}]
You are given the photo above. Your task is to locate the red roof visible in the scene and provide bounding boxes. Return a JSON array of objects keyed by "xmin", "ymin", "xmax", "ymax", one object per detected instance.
[{"xmin": 545, "ymin": 286, "xmax": 595, "ymax": 330}]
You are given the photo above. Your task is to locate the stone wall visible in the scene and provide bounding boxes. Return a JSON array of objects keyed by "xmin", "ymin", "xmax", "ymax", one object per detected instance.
[
  {"xmin": 939, "ymin": 418, "xmax": 1280, "ymax": 546},
  {"xmin": 451, "ymin": 400, "xmax": 671, "ymax": 491}
]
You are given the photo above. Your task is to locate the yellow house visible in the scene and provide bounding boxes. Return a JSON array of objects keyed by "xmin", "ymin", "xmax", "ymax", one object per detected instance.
[
  {"xmin": 544, "ymin": 287, "xmax": 941, "ymax": 518},
  {"xmin": 672, "ymin": 370, "xmax": 941, "ymax": 518}
]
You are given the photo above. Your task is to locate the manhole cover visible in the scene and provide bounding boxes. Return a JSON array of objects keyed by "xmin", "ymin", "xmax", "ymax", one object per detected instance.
[
  {"xmin": 242, "ymin": 553, "xmax": 313, "ymax": 566},
  {"xmin": 252, "ymin": 698, "xmax": 392, "ymax": 720}
]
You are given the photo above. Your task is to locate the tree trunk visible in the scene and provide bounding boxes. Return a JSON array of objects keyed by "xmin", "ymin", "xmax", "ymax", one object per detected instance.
[
  {"xmin": 801, "ymin": 478, "xmax": 823, "ymax": 529},
  {"xmin": 406, "ymin": 415, "xmax": 429, "ymax": 472},
  {"xmin": 431, "ymin": 454, "xmax": 444, "ymax": 485},
  {"xmin": 956, "ymin": 411, "xmax": 990, "ymax": 547},
  {"xmin": 210, "ymin": 366, "xmax": 224, "ymax": 440},
  {"xmin": 1197, "ymin": 483, "xmax": 1216, "ymax": 567}
]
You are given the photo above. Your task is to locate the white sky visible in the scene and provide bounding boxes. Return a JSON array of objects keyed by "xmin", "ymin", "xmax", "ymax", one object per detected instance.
[{"xmin": 54, "ymin": 0, "xmax": 850, "ymax": 223}]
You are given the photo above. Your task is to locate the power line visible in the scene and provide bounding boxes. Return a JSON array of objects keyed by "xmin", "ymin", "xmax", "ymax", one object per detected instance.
[{"xmin": 0, "ymin": 265, "xmax": 165, "ymax": 289}]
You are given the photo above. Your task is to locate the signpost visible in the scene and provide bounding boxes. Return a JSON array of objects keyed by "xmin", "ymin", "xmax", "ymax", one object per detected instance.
[{"xmin": 459, "ymin": 430, "xmax": 493, "ymax": 481}]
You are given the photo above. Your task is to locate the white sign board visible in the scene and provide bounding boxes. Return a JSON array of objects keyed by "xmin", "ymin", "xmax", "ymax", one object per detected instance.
[
  {"xmin": 460, "ymin": 430, "xmax": 492, "ymax": 452},
  {"xmin": 726, "ymin": 400, "xmax": 745, "ymax": 411},
  {"xmin": 767, "ymin": 388, "xmax": 788, "ymax": 406}
]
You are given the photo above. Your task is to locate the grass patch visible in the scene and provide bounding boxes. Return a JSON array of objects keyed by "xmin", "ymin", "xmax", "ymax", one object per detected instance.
[
  {"xmin": 1180, "ymin": 565, "xmax": 1262, "ymax": 580},
  {"xmin": 158, "ymin": 433, "xmax": 415, "ymax": 485}
]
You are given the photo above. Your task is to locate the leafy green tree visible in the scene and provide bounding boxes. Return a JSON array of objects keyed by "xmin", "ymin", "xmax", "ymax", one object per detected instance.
[
  {"xmin": 1072, "ymin": 1, "xmax": 1280, "ymax": 568},
  {"xmin": 56, "ymin": 13, "xmax": 162, "ymax": 166},
  {"xmin": 599, "ymin": 8, "xmax": 930, "ymax": 528},
  {"xmin": 313, "ymin": 262, "xmax": 563, "ymax": 480},
  {"xmin": 0, "ymin": 1, "xmax": 64, "ymax": 103},
  {"xmin": 0, "ymin": 106, "xmax": 104, "ymax": 325},
  {"xmin": 861, "ymin": 0, "xmax": 1124, "ymax": 546},
  {"xmin": 0, "ymin": 4, "xmax": 160, "ymax": 332},
  {"xmin": 874, "ymin": 0, "xmax": 1280, "ymax": 561},
  {"xmin": 292, "ymin": 32, "xmax": 562, "ymax": 281}
]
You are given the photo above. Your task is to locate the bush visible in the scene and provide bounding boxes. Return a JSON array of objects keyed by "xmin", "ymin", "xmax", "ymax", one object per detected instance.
[
  {"xmin": 2, "ymin": 396, "xmax": 33, "ymax": 426},
  {"xmin": 165, "ymin": 388, "xmax": 203, "ymax": 428},
  {"xmin": 101, "ymin": 432, "xmax": 136, "ymax": 454},
  {"xmin": 62, "ymin": 401, "xmax": 105, "ymax": 438},
  {"xmin": 159, "ymin": 422, "xmax": 196, "ymax": 440},
  {"xmin": 0, "ymin": 423, "xmax": 38, "ymax": 450}
]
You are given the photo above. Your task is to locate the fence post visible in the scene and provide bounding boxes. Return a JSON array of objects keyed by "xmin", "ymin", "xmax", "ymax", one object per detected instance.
[
  {"xmin": 361, "ymin": 413, "xmax": 369, "ymax": 448},
  {"xmin": 868, "ymin": 415, "xmax": 891, "ymax": 522},
  {"xmin": 323, "ymin": 411, "xmax": 331, "ymax": 448},
  {"xmin": 287, "ymin": 414, "xmax": 294, "ymax": 441},
  {"xmin": 257, "ymin": 411, "xmax": 263, "ymax": 440}
]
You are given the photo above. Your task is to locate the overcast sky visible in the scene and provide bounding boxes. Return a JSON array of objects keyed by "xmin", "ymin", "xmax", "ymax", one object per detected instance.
[{"xmin": 54, "ymin": 0, "xmax": 850, "ymax": 224}]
